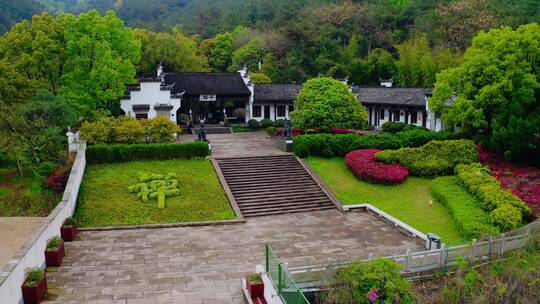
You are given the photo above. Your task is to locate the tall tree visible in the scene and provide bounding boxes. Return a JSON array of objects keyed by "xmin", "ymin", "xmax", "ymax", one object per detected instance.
[
  {"xmin": 436, "ymin": 0, "xmax": 497, "ymax": 50},
  {"xmin": 60, "ymin": 10, "xmax": 140, "ymax": 114},
  {"xmin": 133, "ymin": 28, "xmax": 208, "ymax": 75},
  {"xmin": 430, "ymin": 23, "xmax": 540, "ymax": 163}
]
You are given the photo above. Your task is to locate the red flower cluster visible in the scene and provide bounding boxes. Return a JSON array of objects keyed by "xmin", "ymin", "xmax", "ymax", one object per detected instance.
[
  {"xmin": 478, "ymin": 145, "xmax": 540, "ymax": 218},
  {"xmin": 331, "ymin": 128, "xmax": 355, "ymax": 134},
  {"xmin": 345, "ymin": 149, "xmax": 409, "ymax": 184}
]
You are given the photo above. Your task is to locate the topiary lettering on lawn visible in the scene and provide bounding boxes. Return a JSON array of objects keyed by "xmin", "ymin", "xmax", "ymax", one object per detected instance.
[{"xmin": 128, "ymin": 173, "xmax": 180, "ymax": 209}]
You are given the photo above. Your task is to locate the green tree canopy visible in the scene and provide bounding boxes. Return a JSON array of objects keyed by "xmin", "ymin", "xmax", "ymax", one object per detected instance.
[
  {"xmin": 0, "ymin": 10, "xmax": 141, "ymax": 116},
  {"xmin": 291, "ymin": 77, "xmax": 367, "ymax": 130},
  {"xmin": 133, "ymin": 28, "xmax": 208, "ymax": 75},
  {"xmin": 430, "ymin": 23, "xmax": 540, "ymax": 163},
  {"xmin": 250, "ymin": 72, "xmax": 272, "ymax": 84}
]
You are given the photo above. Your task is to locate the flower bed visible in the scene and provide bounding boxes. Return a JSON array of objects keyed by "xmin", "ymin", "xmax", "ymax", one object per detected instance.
[
  {"xmin": 478, "ymin": 146, "xmax": 540, "ymax": 218},
  {"xmin": 345, "ymin": 149, "xmax": 409, "ymax": 184}
]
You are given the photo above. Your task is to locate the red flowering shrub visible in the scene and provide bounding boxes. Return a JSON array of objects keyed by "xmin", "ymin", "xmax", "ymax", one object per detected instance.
[
  {"xmin": 331, "ymin": 128, "xmax": 355, "ymax": 134},
  {"xmin": 478, "ymin": 145, "xmax": 540, "ymax": 218},
  {"xmin": 44, "ymin": 161, "xmax": 73, "ymax": 194},
  {"xmin": 345, "ymin": 149, "xmax": 409, "ymax": 184}
]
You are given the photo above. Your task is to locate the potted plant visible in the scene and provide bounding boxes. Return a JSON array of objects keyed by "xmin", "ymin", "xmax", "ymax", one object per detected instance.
[
  {"xmin": 21, "ymin": 267, "xmax": 47, "ymax": 304},
  {"xmin": 45, "ymin": 236, "xmax": 64, "ymax": 267},
  {"xmin": 246, "ymin": 273, "xmax": 264, "ymax": 298},
  {"xmin": 60, "ymin": 217, "xmax": 78, "ymax": 241}
]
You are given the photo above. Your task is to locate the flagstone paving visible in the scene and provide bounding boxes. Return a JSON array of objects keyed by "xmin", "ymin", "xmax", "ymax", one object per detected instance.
[
  {"xmin": 44, "ymin": 209, "xmax": 423, "ymax": 304},
  {"xmin": 178, "ymin": 132, "xmax": 288, "ymax": 158}
]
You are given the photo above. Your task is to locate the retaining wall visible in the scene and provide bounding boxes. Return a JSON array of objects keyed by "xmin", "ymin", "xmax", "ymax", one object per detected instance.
[{"xmin": 0, "ymin": 142, "xmax": 86, "ymax": 304}]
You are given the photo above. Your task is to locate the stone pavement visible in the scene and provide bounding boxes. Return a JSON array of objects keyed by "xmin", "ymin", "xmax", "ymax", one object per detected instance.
[
  {"xmin": 44, "ymin": 210, "xmax": 422, "ymax": 304},
  {"xmin": 178, "ymin": 132, "xmax": 288, "ymax": 158},
  {"xmin": 0, "ymin": 217, "xmax": 45, "ymax": 270}
]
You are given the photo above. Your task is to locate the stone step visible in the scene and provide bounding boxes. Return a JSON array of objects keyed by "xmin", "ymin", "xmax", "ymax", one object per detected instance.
[
  {"xmin": 217, "ymin": 155, "xmax": 335, "ymax": 217},
  {"xmin": 227, "ymin": 178, "xmax": 316, "ymax": 188},
  {"xmin": 241, "ymin": 200, "xmax": 333, "ymax": 210},
  {"xmin": 232, "ymin": 185, "xmax": 323, "ymax": 196},
  {"xmin": 237, "ymin": 194, "xmax": 331, "ymax": 205},
  {"xmin": 224, "ymin": 172, "xmax": 309, "ymax": 183},
  {"xmin": 241, "ymin": 205, "xmax": 336, "ymax": 217}
]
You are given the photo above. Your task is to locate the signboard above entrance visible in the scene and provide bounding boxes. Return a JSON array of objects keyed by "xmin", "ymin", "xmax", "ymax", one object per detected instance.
[{"xmin": 199, "ymin": 94, "xmax": 217, "ymax": 101}]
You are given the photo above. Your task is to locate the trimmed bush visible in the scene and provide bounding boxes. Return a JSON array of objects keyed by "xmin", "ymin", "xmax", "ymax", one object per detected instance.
[
  {"xmin": 325, "ymin": 258, "xmax": 414, "ymax": 304},
  {"xmin": 382, "ymin": 121, "xmax": 406, "ymax": 133},
  {"xmin": 274, "ymin": 119, "xmax": 285, "ymax": 128},
  {"xmin": 81, "ymin": 116, "xmax": 180, "ymax": 144},
  {"xmin": 266, "ymin": 127, "xmax": 276, "ymax": 136},
  {"xmin": 402, "ymin": 124, "xmax": 428, "ymax": 132},
  {"xmin": 247, "ymin": 119, "xmax": 260, "ymax": 129},
  {"xmin": 454, "ymin": 163, "xmax": 531, "ymax": 231},
  {"xmin": 375, "ymin": 140, "xmax": 478, "ymax": 176},
  {"xmin": 293, "ymin": 130, "xmax": 460, "ymax": 158},
  {"xmin": 86, "ymin": 142, "xmax": 209, "ymax": 164},
  {"xmin": 260, "ymin": 118, "xmax": 274, "ymax": 128},
  {"xmin": 345, "ymin": 149, "xmax": 408, "ymax": 184},
  {"xmin": 431, "ymin": 176, "xmax": 500, "ymax": 239}
]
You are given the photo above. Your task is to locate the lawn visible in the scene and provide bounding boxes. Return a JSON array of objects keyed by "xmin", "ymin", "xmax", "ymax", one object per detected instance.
[
  {"xmin": 73, "ymin": 159, "xmax": 235, "ymax": 227},
  {"xmin": 306, "ymin": 157, "xmax": 462, "ymax": 244},
  {"xmin": 0, "ymin": 169, "xmax": 60, "ymax": 216}
]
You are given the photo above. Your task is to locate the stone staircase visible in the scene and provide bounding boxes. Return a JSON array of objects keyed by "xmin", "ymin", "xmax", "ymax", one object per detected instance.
[
  {"xmin": 216, "ymin": 155, "xmax": 336, "ymax": 217},
  {"xmin": 192, "ymin": 124, "xmax": 232, "ymax": 135}
]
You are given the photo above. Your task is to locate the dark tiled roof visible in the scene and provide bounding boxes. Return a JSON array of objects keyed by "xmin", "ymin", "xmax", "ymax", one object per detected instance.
[
  {"xmin": 163, "ymin": 72, "xmax": 251, "ymax": 96},
  {"xmin": 254, "ymin": 84, "xmax": 303, "ymax": 103},
  {"xmin": 352, "ymin": 86, "xmax": 432, "ymax": 107}
]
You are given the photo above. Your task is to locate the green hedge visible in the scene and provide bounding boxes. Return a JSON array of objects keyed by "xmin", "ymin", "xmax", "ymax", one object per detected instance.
[
  {"xmin": 382, "ymin": 121, "xmax": 406, "ymax": 133},
  {"xmin": 86, "ymin": 142, "xmax": 210, "ymax": 164},
  {"xmin": 431, "ymin": 176, "xmax": 500, "ymax": 239},
  {"xmin": 375, "ymin": 140, "xmax": 478, "ymax": 176},
  {"xmin": 293, "ymin": 129, "xmax": 459, "ymax": 158},
  {"xmin": 454, "ymin": 163, "xmax": 531, "ymax": 231}
]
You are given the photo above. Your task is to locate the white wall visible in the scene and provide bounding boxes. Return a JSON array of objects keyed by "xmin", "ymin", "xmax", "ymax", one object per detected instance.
[
  {"xmin": 249, "ymin": 104, "xmax": 290, "ymax": 122},
  {"xmin": 0, "ymin": 143, "xmax": 86, "ymax": 304},
  {"xmin": 120, "ymin": 82, "xmax": 181, "ymax": 122}
]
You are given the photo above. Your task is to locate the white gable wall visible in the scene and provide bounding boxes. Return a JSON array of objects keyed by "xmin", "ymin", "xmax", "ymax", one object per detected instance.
[{"xmin": 120, "ymin": 81, "xmax": 180, "ymax": 122}]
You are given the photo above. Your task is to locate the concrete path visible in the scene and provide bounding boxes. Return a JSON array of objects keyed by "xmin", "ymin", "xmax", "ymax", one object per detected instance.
[
  {"xmin": 178, "ymin": 132, "xmax": 288, "ymax": 158},
  {"xmin": 44, "ymin": 210, "xmax": 422, "ymax": 304},
  {"xmin": 0, "ymin": 217, "xmax": 45, "ymax": 270}
]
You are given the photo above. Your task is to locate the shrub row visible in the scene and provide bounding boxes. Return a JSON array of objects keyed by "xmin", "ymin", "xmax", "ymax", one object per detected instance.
[
  {"xmin": 430, "ymin": 176, "xmax": 500, "ymax": 239},
  {"xmin": 247, "ymin": 118, "xmax": 286, "ymax": 129},
  {"xmin": 293, "ymin": 129, "xmax": 460, "ymax": 158},
  {"xmin": 86, "ymin": 142, "xmax": 209, "ymax": 164},
  {"xmin": 345, "ymin": 149, "xmax": 409, "ymax": 184},
  {"xmin": 454, "ymin": 163, "xmax": 531, "ymax": 231},
  {"xmin": 81, "ymin": 116, "xmax": 180, "ymax": 145},
  {"xmin": 375, "ymin": 140, "xmax": 478, "ymax": 176},
  {"xmin": 382, "ymin": 121, "xmax": 428, "ymax": 133}
]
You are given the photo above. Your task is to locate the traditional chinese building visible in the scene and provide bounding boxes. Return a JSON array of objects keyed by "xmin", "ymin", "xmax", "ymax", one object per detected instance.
[{"xmin": 120, "ymin": 65, "xmax": 444, "ymax": 131}]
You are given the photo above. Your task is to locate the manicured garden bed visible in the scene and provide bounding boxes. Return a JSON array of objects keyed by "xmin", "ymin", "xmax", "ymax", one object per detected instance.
[
  {"xmin": 73, "ymin": 159, "xmax": 235, "ymax": 226},
  {"xmin": 305, "ymin": 157, "xmax": 462, "ymax": 244},
  {"xmin": 0, "ymin": 169, "xmax": 61, "ymax": 216}
]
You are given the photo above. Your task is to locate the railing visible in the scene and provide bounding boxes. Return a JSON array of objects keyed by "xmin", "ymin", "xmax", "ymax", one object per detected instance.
[
  {"xmin": 265, "ymin": 243, "xmax": 310, "ymax": 304},
  {"xmin": 285, "ymin": 220, "xmax": 539, "ymax": 283}
]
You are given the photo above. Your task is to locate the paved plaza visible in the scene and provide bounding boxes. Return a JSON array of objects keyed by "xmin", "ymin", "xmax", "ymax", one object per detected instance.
[
  {"xmin": 178, "ymin": 132, "xmax": 288, "ymax": 158},
  {"xmin": 44, "ymin": 210, "xmax": 422, "ymax": 304}
]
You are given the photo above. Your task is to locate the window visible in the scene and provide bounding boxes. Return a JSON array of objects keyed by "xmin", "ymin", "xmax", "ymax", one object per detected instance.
[
  {"xmin": 264, "ymin": 105, "xmax": 270, "ymax": 119},
  {"xmin": 411, "ymin": 111, "xmax": 417, "ymax": 123},
  {"xmin": 277, "ymin": 105, "xmax": 286, "ymax": 117},
  {"xmin": 135, "ymin": 113, "xmax": 148, "ymax": 120},
  {"xmin": 253, "ymin": 105, "xmax": 261, "ymax": 117}
]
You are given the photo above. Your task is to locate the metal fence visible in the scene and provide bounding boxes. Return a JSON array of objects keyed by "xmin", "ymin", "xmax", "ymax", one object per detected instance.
[
  {"xmin": 265, "ymin": 243, "xmax": 310, "ymax": 304},
  {"xmin": 264, "ymin": 220, "xmax": 540, "ymax": 301},
  {"xmin": 287, "ymin": 220, "xmax": 539, "ymax": 281}
]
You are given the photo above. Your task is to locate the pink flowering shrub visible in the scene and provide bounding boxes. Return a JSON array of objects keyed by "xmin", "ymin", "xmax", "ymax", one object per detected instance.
[
  {"xmin": 478, "ymin": 145, "xmax": 540, "ymax": 218},
  {"xmin": 346, "ymin": 149, "xmax": 409, "ymax": 184},
  {"xmin": 331, "ymin": 128, "xmax": 355, "ymax": 134}
]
